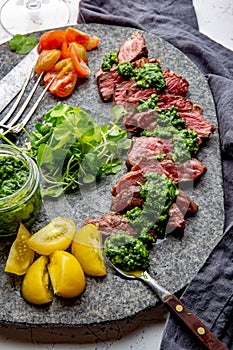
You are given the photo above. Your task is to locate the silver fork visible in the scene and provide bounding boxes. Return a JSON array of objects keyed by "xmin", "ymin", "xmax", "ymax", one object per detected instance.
[
  {"xmin": 109, "ymin": 261, "xmax": 229, "ymax": 350},
  {"xmin": 0, "ymin": 71, "xmax": 54, "ymax": 134}
]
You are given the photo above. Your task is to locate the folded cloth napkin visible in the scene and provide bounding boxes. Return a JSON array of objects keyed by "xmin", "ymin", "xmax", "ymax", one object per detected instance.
[{"xmin": 78, "ymin": 1, "xmax": 233, "ymax": 349}]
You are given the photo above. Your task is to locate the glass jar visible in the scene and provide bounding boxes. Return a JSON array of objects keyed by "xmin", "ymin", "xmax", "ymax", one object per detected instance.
[{"xmin": 0, "ymin": 144, "xmax": 42, "ymax": 236}]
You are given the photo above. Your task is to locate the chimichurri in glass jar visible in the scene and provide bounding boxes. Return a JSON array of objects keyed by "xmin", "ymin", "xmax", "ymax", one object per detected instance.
[
  {"xmin": 0, "ymin": 156, "xmax": 29, "ymax": 198},
  {"xmin": 0, "ymin": 145, "xmax": 42, "ymax": 237}
]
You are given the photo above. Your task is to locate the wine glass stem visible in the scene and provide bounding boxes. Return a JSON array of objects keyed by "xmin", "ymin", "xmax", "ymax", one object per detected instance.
[{"xmin": 26, "ymin": 0, "xmax": 42, "ymax": 10}]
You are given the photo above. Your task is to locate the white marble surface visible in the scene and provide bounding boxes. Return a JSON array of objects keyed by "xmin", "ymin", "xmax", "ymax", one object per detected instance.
[{"xmin": 0, "ymin": 1, "xmax": 232, "ymax": 349}]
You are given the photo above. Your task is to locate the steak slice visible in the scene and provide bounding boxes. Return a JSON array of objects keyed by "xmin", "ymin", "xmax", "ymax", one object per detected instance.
[
  {"xmin": 126, "ymin": 136, "xmax": 174, "ymax": 168},
  {"xmin": 111, "ymin": 169, "xmax": 146, "ymax": 196},
  {"xmin": 162, "ymin": 69, "xmax": 189, "ymax": 96},
  {"xmin": 123, "ymin": 106, "xmax": 215, "ymax": 140},
  {"xmin": 131, "ymin": 157, "xmax": 207, "ymax": 183},
  {"xmin": 95, "ymin": 65, "xmax": 123, "ymax": 102},
  {"xmin": 117, "ymin": 32, "xmax": 148, "ymax": 63},
  {"xmin": 113, "ymin": 69, "xmax": 189, "ymax": 105},
  {"xmin": 176, "ymin": 189, "xmax": 199, "ymax": 216},
  {"xmin": 110, "ymin": 186, "xmax": 144, "ymax": 214},
  {"xmin": 124, "ymin": 109, "xmax": 158, "ymax": 134},
  {"xmin": 179, "ymin": 111, "xmax": 216, "ymax": 139},
  {"xmin": 166, "ymin": 203, "xmax": 185, "ymax": 237},
  {"xmin": 157, "ymin": 94, "xmax": 199, "ymax": 112},
  {"xmin": 84, "ymin": 213, "xmax": 137, "ymax": 237},
  {"xmin": 95, "ymin": 57, "xmax": 159, "ymax": 102}
]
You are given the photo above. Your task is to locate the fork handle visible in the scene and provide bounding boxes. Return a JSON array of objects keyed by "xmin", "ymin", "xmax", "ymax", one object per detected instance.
[{"xmin": 163, "ymin": 294, "xmax": 229, "ymax": 350}]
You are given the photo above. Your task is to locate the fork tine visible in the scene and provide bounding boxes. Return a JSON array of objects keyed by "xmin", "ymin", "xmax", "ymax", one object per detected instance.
[
  {"xmin": 0, "ymin": 68, "xmax": 33, "ymax": 126},
  {"xmin": 13, "ymin": 76, "xmax": 56, "ymax": 134},
  {"xmin": 6, "ymin": 72, "xmax": 44, "ymax": 129}
]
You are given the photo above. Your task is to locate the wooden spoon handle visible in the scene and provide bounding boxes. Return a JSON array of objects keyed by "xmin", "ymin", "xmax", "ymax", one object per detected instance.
[{"xmin": 164, "ymin": 294, "xmax": 229, "ymax": 350}]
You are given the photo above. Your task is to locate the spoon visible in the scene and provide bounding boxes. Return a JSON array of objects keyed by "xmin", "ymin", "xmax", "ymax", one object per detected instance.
[{"xmin": 109, "ymin": 262, "xmax": 229, "ymax": 350}]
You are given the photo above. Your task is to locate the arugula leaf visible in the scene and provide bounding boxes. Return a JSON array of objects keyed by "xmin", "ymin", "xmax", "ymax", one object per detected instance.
[{"xmin": 9, "ymin": 34, "xmax": 38, "ymax": 54}]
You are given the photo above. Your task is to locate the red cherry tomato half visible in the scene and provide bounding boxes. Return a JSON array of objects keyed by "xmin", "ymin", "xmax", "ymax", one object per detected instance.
[
  {"xmin": 83, "ymin": 35, "xmax": 101, "ymax": 51},
  {"xmin": 60, "ymin": 41, "xmax": 88, "ymax": 63},
  {"xmin": 44, "ymin": 59, "xmax": 78, "ymax": 98},
  {"xmin": 70, "ymin": 43, "xmax": 91, "ymax": 78},
  {"xmin": 65, "ymin": 27, "xmax": 90, "ymax": 45},
  {"xmin": 39, "ymin": 30, "xmax": 66, "ymax": 50}
]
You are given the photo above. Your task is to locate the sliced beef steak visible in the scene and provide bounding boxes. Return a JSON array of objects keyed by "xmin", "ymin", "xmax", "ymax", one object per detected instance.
[
  {"xmin": 179, "ymin": 111, "xmax": 216, "ymax": 139},
  {"xmin": 131, "ymin": 157, "xmax": 207, "ymax": 183},
  {"xmin": 162, "ymin": 69, "xmax": 189, "ymax": 96},
  {"xmin": 123, "ymin": 106, "xmax": 216, "ymax": 139},
  {"xmin": 166, "ymin": 203, "xmax": 185, "ymax": 237},
  {"xmin": 117, "ymin": 32, "xmax": 148, "ymax": 63},
  {"xmin": 157, "ymin": 94, "xmax": 197, "ymax": 112},
  {"xmin": 111, "ymin": 169, "xmax": 146, "ymax": 196},
  {"xmin": 110, "ymin": 186, "xmax": 144, "ymax": 214},
  {"xmin": 113, "ymin": 69, "xmax": 189, "ymax": 105},
  {"xmin": 126, "ymin": 136, "xmax": 174, "ymax": 168},
  {"xmin": 95, "ymin": 65, "xmax": 123, "ymax": 102},
  {"xmin": 84, "ymin": 213, "xmax": 137, "ymax": 237},
  {"xmin": 124, "ymin": 109, "xmax": 158, "ymax": 134},
  {"xmin": 175, "ymin": 189, "xmax": 199, "ymax": 216}
]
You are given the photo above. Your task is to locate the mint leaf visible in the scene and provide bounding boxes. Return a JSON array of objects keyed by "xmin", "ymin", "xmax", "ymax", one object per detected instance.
[{"xmin": 9, "ymin": 34, "xmax": 38, "ymax": 54}]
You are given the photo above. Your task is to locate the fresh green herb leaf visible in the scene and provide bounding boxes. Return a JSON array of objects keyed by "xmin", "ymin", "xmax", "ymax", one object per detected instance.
[
  {"xmin": 27, "ymin": 103, "xmax": 130, "ymax": 197},
  {"xmin": 9, "ymin": 34, "xmax": 38, "ymax": 54}
]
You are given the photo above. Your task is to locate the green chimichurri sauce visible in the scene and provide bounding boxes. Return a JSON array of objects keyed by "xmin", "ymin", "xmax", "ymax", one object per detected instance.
[
  {"xmin": 101, "ymin": 51, "xmax": 118, "ymax": 71},
  {"xmin": 104, "ymin": 232, "xmax": 150, "ymax": 271},
  {"xmin": 125, "ymin": 172, "xmax": 178, "ymax": 239},
  {"xmin": 117, "ymin": 62, "xmax": 167, "ymax": 91},
  {"xmin": 0, "ymin": 156, "xmax": 29, "ymax": 198}
]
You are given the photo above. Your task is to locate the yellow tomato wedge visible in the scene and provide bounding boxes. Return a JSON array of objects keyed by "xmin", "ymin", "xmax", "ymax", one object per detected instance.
[
  {"xmin": 48, "ymin": 250, "xmax": 85, "ymax": 298},
  {"xmin": 35, "ymin": 49, "xmax": 61, "ymax": 75},
  {"xmin": 71, "ymin": 224, "xmax": 106, "ymax": 277},
  {"xmin": 21, "ymin": 255, "xmax": 53, "ymax": 305},
  {"xmin": 27, "ymin": 217, "xmax": 76, "ymax": 255},
  {"xmin": 5, "ymin": 223, "xmax": 34, "ymax": 275}
]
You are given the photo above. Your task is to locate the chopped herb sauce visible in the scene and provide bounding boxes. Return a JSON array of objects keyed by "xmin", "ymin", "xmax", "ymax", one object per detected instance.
[
  {"xmin": 101, "ymin": 52, "xmax": 118, "ymax": 71},
  {"xmin": 137, "ymin": 94, "xmax": 159, "ymax": 113},
  {"xmin": 117, "ymin": 62, "xmax": 167, "ymax": 91},
  {"xmin": 0, "ymin": 156, "xmax": 29, "ymax": 198},
  {"xmin": 104, "ymin": 231, "xmax": 150, "ymax": 271},
  {"xmin": 125, "ymin": 173, "xmax": 178, "ymax": 239},
  {"xmin": 141, "ymin": 106, "xmax": 198, "ymax": 162}
]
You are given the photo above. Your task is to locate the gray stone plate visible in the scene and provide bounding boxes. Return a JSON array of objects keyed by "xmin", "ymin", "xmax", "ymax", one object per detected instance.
[{"xmin": 0, "ymin": 24, "xmax": 224, "ymax": 327}]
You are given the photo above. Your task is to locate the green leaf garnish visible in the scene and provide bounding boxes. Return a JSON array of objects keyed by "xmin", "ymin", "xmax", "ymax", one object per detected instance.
[
  {"xmin": 9, "ymin": 34, "xmax": 38, "ymax": 54},
  {"xmin": 26, "ymin": 103, "xmax": 130, "ymax": 197}
]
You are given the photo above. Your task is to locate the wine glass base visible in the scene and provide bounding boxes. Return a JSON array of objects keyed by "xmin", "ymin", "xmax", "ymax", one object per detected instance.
[{"xmin": 0, "ymin": 0, "xmax": 71, "ymax": 36}]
